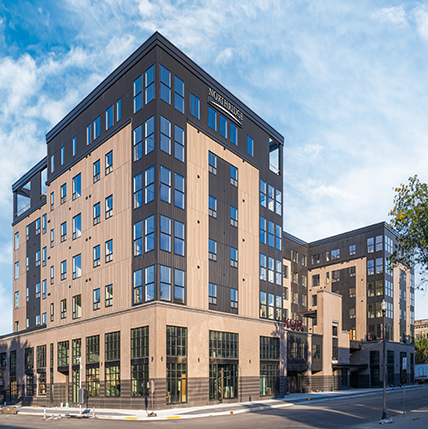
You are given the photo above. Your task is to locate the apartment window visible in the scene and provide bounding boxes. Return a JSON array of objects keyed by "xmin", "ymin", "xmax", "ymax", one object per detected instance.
[
  {"xmin": 230, "ymin": 165, "xmax": 238, "ymax": 187},
  {"xmin": 376, "ymin": 235, "xmax": 383, "ymax": 251},
  {"xmin": 145, "ymin": 166, "xmax": 155, "ymax": 203},
  {"xmin": 133, "ymin": 125, "xmax": 143, "ymax": 160},
  {"xmin": 59, "ymin": 184, "xmax": 67, "ymax": 205},
  {"xmin": 50, "ymin": 303, "xmax": 54, "ymax": 322},
  {"xmin": 42, "ymin": 214, "xmax": 47, "ymax": 234},
  {"xmin": 367, "ymin": 237, "xmax": 374, "ymax": 253},
  {"xmin": 209, "ymin": 239, "xmax": 217, "ymax": 261},
  {"xmin": 106, "ymin": 239, "xmax": 113, "ymax": 263},
  {"xmin": 332, "ymin": 325, "xmax": 338, "ymax": 361},
  {"xmin": 105, "ymin": 151, "xmax": 113, "ymax": 175},
  {"xmin": 209, "ymin": 283, "xmax": 217, "ymax": 304},
  {"xmin": 50, "ymin": 229, "xmax": 54, "ymax": 247},
  {"xmin": 247, "ymin": 135, "xmax": 254, "ymax": 156},
  {"xmin": 260, "ymin": 291, "xmax": 267, "ymax": 318},
  {"xmin": 376, "ymin": 280, "xmax": 383, "ymax": 296},
  {"xmin": 230, "ymin": 288, "xmax": 238, "ymax": 308},
  {"xmin": 173, "ymin": 269, "xmax": 185, "ymax": 304},
  {"xmin": 93, "ymin": 159, "xmax": 100, "ymax": 183},
  {"xmin": 86, "ymin": 125, "xmax": 91, "ymax": 145},
  {"xmin": 160, "ymin": 265, "xmax": 171, "ymax": 301},
  {"xmin": 105, "ymin": 195, "xmax": 113, "ymax": 219},
  {"xmin": 230, "ymin": 123, "xmax": 237, "ymax": 145},
  {"xmin": 268, "ymin": 294, "xmax": 274, "ymax": 319},
  {"xmin": 283, "ymin": 265, "xmax": 289, "ymax": 279},
  {"xmin": 332, "ymin": 248, "xmax": 340, "ymax": 260},
  {"xmin": 160, "ymin": 166, "xmax": 171, "ymax": 203},
  {"xmin": 268, "ymin": 221, "xmax": 275, "ymax": 247},
  {"xmin": 93, "ymin": 116, "xmax": 100, "ymax": 140},
  {"xmin": 106, "ymin": 105, "xmax": 113, "ymax": 130},
  {"xmin": 312, "ymin": 274, "xmax": 320, "ymax": 287},
  {"xmin": 133, "ymin": 269, "xmax": 143, "ymax": 304},
  {"xmin": 146, "ymin": 265, "xmax": 155, "ymax": 302},
  {"xmin": 174, "ymin": 221, "xmax": 185, "ymax": 256},
  {"xmin": 219, "ymin": 114, "xmax": 227, "ymax": 138},
  {"xmin": 260, "ymin": 179, "xmax": 266, "ymax": 207},
  {"xmin": 133, "ymin": 221, "xmax": 142, "ymax": 256},
  {"xmin": 145, "ymin": 64, "xmax": 154, "ymax": 103},
  {"xmin": 72, "ymin": 254, "xmax": 81, "ymax": 279},
  {"xmin": 14, "ymin": 291, "xmax": 19, "ymax": 309},
  {"xmin": 93, "ymin": 245, "xmax": 100, "ymax": 267},
  {"xmin": 35, "ymin": 250, "xmax": 41, "ymax": 267},
  {"xmin": 331, "ymin": 270, "xmax": 341, "ymax": 283},
  {"xmin": 133, "ymin": 173, "xmax": 142, "ymax": 208},
  {"xmin": 145, "ymin": 215, "xmax": 155, "ymax": 252},
  {"xmin": 208, "ymin": 152, "xmax": 217, "ymax": 175},
  {"xmin": 93, "ymin": 288, "xmax": 100, "ymax": 310},
  {"xmin": 93, "ymin": 202, "xmax": 100, "ymax": 225},
  {"xmin": 368, "ymin": 281, "xmax": 375, "ymax": 297},
  {"xmin": 174, "ymin": 173, "xmax": 185, "ymax": 209},
  {"xmin": 134, "ymin": 75, "xmax": 142, "ymax": 112},
  {"xmin": 158, "ymin": 116, "xmax": 172, "ymax": 154},
  {"xmin": 174, "ymin": 125, "xmax": 185, "ymax": 162},
  {"xmin": 209, "ymin": 195, "xmax": 217, "ymax": 218},
  {"xmin": 230, "ymin": 206, "xmax": 238, "ymax": 227},
  {"xmin": 368, "ymin": 260, "xmax": 374, "ymax": 275},
  {"xmin": 230, "ymin": 247, "xmax": 238, "ymax": 268},
  {"xmin": 260, "ymin": 254, "xmax": 267, "ymax": 281},
  {"xmin": 208, "ymin": 106, "xmax": 217, "ymax": 130},
  {"xmin": 72, "ymin": 136, "xmax": 76, "ymax": 156},
  {"xmin": 160, "ymin": 216, "xmax": 171, "ymax": 252},
  {"xmin": 268, "ymin": 184, "xmax": 274, "ymax": 211},
  {"xmin": 260, "ymin": 217, "xmax": 267, "ymax": 244},
  {"xmin": 50, "ymin": 265, "xmax": 54, "ymax": 284},
  {"xmin": 60, "ymin": 260, "xmax": 67, "ymax": 280},
  {"xmin": 14, "ymin": 262, "xmax": 19, "ymax": 280},
  {"xmin": 106, "ymin": 284, "xmax": 113, "ymax": 307},
  {"xmin": 61, "ymin": 221, "xmax": 67, "ymax": 242},
  {"xmin": 42, "ymin": 279, "xmax": 47, "ymax": 299},
  {"xmin": 26, "ymin": 256, "xmax": 29, "ymax": 271},
  {"xmin": 268, "ymin": 257, "xmax": 275, "ymax": 283},
  {"xmin": 349, "ymin": 244, "xmax": 356, "ymax": 255},
  {"xmin": 160, "ymin": 65, "xmax": 171, "ymax": 104},
  {"xmin": 50, "ymin": 192, "xmax": 54, "ymax": 210},
  {"xmin": 72, "ymin": 213, "xmax": 81, "ymax": 239},
  {"xmin": 51, "ymin": 154, "xmax": 54, "ymax": 173},
  {"xmin": 174, "ymin": 76, "xmax": 184, "ymax": 113},
  {"xmin": 60, "ymin": 145, "xmax": 65, "ymax": 165},
  {"xmin": 349, "ymin": 266, "xmax": 356, "ymax": 277},
  {"xmin": 385, "ymin": 236, "xmax": 393, "ymax": 254},
  {"xmin": 72, "ymin": 339, "xmax": 82, "ymax": 365},
  {"xmin": 86, "ymin": 335, "xmax": 100, "ymax": 364},
  {"xmin": 60, "ymin": 299, "xmax": 67, "ymax": 319},
  {"xmin": 72, "ymin": 295, "xmax": 81, "ymax": 319},
  {"xmin": 276, "ymin": 189, "xmax": 282, "ymax": 216},
  {"xmin": 276, "ymin": 225, "xmax": 282, "ymax": 250},
  {"xmin": 72, "ymin": 174, "xmax": 81, "ymax": 200},
  {"xmin": 376, "ymin": 258, "xmax": 383, "ymax": 274},
  {"xmin": 190, "ymin": 93, "xmax": 200, "ymax": 119}
]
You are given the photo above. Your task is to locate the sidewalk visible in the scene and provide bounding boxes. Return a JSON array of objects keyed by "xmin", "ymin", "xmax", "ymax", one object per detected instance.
[{"xmin": 12, "ymin": 385, "xmax": 427, "ymax": 423}]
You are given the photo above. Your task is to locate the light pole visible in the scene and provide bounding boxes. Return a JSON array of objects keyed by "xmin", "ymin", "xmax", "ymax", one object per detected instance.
[{"xmin": 381, "ymin": 299, "xmax": 387, "ymax": 420}]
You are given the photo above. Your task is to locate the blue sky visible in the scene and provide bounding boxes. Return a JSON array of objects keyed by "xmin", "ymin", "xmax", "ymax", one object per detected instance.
[{"xmin": 1, "ymin": 1, "xmax": 428, "ymax": 334}]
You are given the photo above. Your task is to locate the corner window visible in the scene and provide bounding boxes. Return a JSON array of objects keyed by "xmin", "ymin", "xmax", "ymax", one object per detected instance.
[
  {"xmin": 134, "ymin": 75, "xmax": 142, "ymax": 113},
  {"xmin": 160, "ymin": 65, "xmax": 171, "ymax": 104},
  {"xmin": 174, "ymin": 76, "xmax": 184, "ymax": 113},
  {"xmin": 160, "ymin": 166, "xmax": 171, "ymax": 203},
  {"xmin": 133, "ymin": 221, "xmax": 142, "ymax": 256},
  {"xmin": 145, "ymin": 166, "xmax": 155, "ymax": 204},
  {"xmin": 174, "ymin": 125, "xmax": 185, "ymax": 162},
  {"xmin": 133, "ymin": 173, "xmax": 142, "ymax": 208},
  {"xmin": 160, "ymin": 266, "xmax": 171, "ymax": 301},
  {"xmin": 160, "ymin": 116, "xmax": 171, "ymax": 154},
  {"xmin": 208, "ymin": 152, "xmax": 217, "ymax": 175},
  {"xmin": 247, "ymin": 135, "xmax": 254, "ymax": 156},
  {"xmin": 145, "ymin": 215, "xmax": 155, "ymax": 252},
  {"xmin": 174, "ymin": 173, "xmax": 185, "ymax": 209},
  {"xmin": 145, "ymin": 65, "xmax": 155, "ymax": 104}
]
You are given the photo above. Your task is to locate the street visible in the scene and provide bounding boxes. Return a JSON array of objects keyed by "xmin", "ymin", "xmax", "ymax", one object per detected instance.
[{"xmin": 0, "ymin": 387, "xmax": 427, "ymax": 428}]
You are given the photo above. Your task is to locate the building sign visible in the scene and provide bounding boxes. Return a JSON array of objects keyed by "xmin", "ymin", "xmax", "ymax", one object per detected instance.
[
  {"xmin": 284, "ymin": 318, "xmax": 303, "ymax": 331},
  {"xmin": 207, "ymin": 87, "xmax": 244, "ymax": 126}
]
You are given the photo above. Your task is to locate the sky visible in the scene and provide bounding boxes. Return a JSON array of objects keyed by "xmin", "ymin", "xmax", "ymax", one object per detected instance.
[{"xmin": 1, "ymin": 0, "xmax": 428, "ymax": 335}]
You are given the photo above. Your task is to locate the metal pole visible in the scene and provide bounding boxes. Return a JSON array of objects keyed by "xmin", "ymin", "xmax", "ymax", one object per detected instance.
[{"xmin": 381, "ymin": 304, "xmax": 387, "ymax": 420}]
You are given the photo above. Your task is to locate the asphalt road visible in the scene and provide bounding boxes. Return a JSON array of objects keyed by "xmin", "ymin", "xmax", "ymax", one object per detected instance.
[{"xmin": 0, "ymin": 387, "xmax": 427, "ymax": 428}]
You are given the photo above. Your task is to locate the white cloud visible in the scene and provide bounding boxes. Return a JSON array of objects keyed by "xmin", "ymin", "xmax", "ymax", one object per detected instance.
[
  {"xmin": 413, "ymin": 5, "xmax": 428, "ymax": 41},
  {"xmin": 371, "ymin": 6, "xmax": 408, "ymax": 27}
]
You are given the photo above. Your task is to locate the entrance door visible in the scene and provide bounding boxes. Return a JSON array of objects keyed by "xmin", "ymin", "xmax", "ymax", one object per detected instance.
[
  {"xmin": 211, "ymin": 364, "xmax": 238, "ymax": 402},
  {"xmin": 72, "ymin": 369, "xmax": 79, "ymax": 403}
]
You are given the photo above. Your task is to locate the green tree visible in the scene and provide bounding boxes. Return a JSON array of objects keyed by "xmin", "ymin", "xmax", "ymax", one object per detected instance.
[
  {"xmin": 389, "ymin": 175, "xmax": 428, "ymax": 272},
  {"xmin": 415, "ymin": 336, "xmax": 428, "ymax": 364}
]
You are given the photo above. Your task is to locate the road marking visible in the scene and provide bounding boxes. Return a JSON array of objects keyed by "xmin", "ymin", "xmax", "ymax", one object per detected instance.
[
  {"xmin": 125, "ymin": 417, "xmax": 138, "ymax": 420},
  {"xmin": 166, "ymin": 416, "xmax": 181, "ymax": 419}
]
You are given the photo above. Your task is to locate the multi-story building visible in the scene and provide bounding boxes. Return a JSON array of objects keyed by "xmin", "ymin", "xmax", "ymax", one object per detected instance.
[
  {"xmin": 415, "ymin": 319, "xmax": 428, "ymax": 340},
  {"xmin": 0, "ymin": 33, "xmax": 415, "ymax": 409}
]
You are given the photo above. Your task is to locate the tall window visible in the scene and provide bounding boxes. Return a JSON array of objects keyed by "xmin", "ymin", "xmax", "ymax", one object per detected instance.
[
  {"xmin": 230, "ymin": 288, "xmax": 238, "ymax": 308},
  {"xmin": 219, "ymin": 114, "xmax": 227, "ymax": 138},
  {"xmin": 160, "ymin": 265, "xmax": 171, "ymax": 301},
  {"xmin": 134, "ymin": 75, "xmax": 142, "ymax": 113},
  {"xmin": 160, "ymin": 116, "xmax": 171, "ymax": 154},
  {"xmin": 106, "ymin": 105, "xmax": 113, "ymax": 130},
  {"xmin": 209, "ymin": 283, "xmax": 217, "ymax": 304},
  {"xmin": 174, "ymin": 269, "xmax": 185, "ymax": 304},
  {"xmin": 93, "ymin": 288, "xmax": 100, "ymax": 310},
  {"xmin": 106, "ymin": 239, "xmax": 113, "ymax": 263},
  {"xmin": 145, "ymin": 166, "xmax": 155, "ymax": 203},
  {"xmin": 93, "ymin": 245, "xmax": 100, "ymax": 267},
  {"xmin": 174, "ymin": 221, "xmax": 185, "ymax": 256},
  {"xmin": 230, "ymin": 206, "xmax": 238, "ymax": 227},
  {"xmin": 230, "ymin": 247, "xmax": 238, "ymax": 268},
  {"xmin": 86, "ymin": 124, "xmax": 91, "ymax": 145},
  {"xmin": 72, "ymin": 295, "xmax": 81, "ymax": 319},
  {"xmin": 105, "ymin": 151, "xmax": 113, "ymax": 175},
  {"xmin": 131, "ymin": 327, "xmax": 149, "ymax": 397},
  {"xmin": 208, "ymin": 152, "xmax": 217, "ymax": 175},
  {"xmin": 208, "ymin": 106, "xmax": 217, "ymax": 131},
  {"xmin": 133, "ymin": 269, "xmax": 143, "ymax": 305},
  {"xmin": 145, "ymin": 215, "xmax": 155, "ymax": 252},
  {"xmin": 160, "ymin": 166, "xmax": 171, "ymax": 203},
  {"xmin": 174, "ymin": 125, "xmax": 185, "ymax": 162},
  {"xmin": 60, "ymin": 183, "xmax": 67, "ymax": 204},
  {"xmin": 72, "ymin": 137, "xmax": 76, "ymax": 156},
  {"xmin": 174, "ymin": 173, "xmax": 185, "ymax": 209},
  {"xmin": 209, "ymin": 239, "xmax": 217, "ymax": 261},
  {"xmin": 134, "ymin": 173, "xmax": 142, "ymax": 208},
  {"xmin": 106, "ymin": 284, "xmax": 113, "ymax": 307},
  {"xmin": 174, "ymin": 76, "xmax": 184, "ymax": 113},
  {"xmin": 230, "ymin": 165, "xmax": 238, "ymax": 187},
  {"xmin": 93, "ymin": 202, "xmax": 100, "ymax": 225},
  {"xmin": 133, "ymin": 221, "xmax": 142, "ymax": 256},
  {"xmin": 93, "ymin": 116, "xmax": 100, "ymax": 140},
  {"xmin": 61, "ymin": 222, "xmax": 67, "ymax": 242},
  {"xmin": 145, "ymin": 265, "xmax": 155, "ymax": 302},
  {"xmin": 160, "ymin": 65, "xmax": 171, "ymax": 104},
  {"xmin": 60, "ymin": 260, "xmax": 67, "ymax": 280},
  {"xmin": 190, "ymin": 93, "xmax": 200, "ymax": 119},
  {"xmin": 93, "ymin": 159, "xmax": 100, "ymax": 183},
  {"xmin": 105, "ymin": 195, "xmax": 113, "ymax": 219},
  {"xmin": 230, "ymin": 123, "xmax": 237, "ymax": 145},
  {"xmin": 72, "ymin": 254, "xmax": 81, "ymax": 279},
  {"xmin": 145, "ymin": 65, "xmax": 154, "ymax": 103},
  {"xmin": 72, "ymin": 213, "xmax": 81, "ymax": 239},
  {"xmin": 72, "ymin": 174, "xmax": 81, "ymax": 200},
  {"xmin": 160, "ymin": 216, "xmax": 171, "ymax": 252},
  {"xmin": 166, "ymin": 326, "xmax": 187, "ymax": 404},
  {"xmin": 247, "ymin": 135, "xmax": 254, "ymax": 156},
  {"xmin": 60, "ymin": 299, "xmax": 67, "ymax": 319}
]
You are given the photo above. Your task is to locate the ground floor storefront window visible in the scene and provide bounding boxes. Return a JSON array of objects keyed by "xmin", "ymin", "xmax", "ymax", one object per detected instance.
[
  {"xmin": 131, "ymin": 363, "xmax": 149, "ymax": 396},
  {"xmin": 105, "ymin": 364, "xmax": 120, "ymax": 397},
  {"xmin": 209, "ymin": 364, "xmax": 238, "ymax": 400},
  {"xmin": 166, "ymin": 363, "xmax": 187, "ymax": 403},
  {"xmin": 260, "ymin": 363, "xmax": 279, "ymax": 396},
  {"xmin": 86, "ymin": 366, "xmax": 100, "ymax": 396}
]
